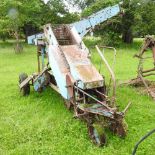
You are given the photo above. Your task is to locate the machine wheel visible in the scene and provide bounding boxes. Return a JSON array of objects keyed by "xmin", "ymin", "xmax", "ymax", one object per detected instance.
[
  {"xmin": 116, "ymin": 120, "xmax": 128, "ymax": 137},
  {"xmin": 109, "ymin": 119, "xmax": 127, "ymax": 137},
  {"xmin": 19, "ymin": 73, "xmax": 30, "ymax": 96},
  {"xmin": 88, "ymin": 123, "xmax": 106, "ymax": 147}
]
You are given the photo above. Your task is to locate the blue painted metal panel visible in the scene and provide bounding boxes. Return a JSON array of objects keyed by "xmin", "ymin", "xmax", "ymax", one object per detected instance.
[
  {"xmin": 27, "ymin": 33, "xmax": 44, "ymax": 45},
  {"xmin": 72, "ymin": 4, "xmax": 120, "ymax": 38},
  {"xmin": 48, "ymin": 45, "xmax": 70, "ymax": 99},
  {"xmin": 44, "ymin": 24, "xmax": 59, "ymax": 46},
  {"xmin": 34, "ymin": 75, "xmax": 46, "ymax": 91}
]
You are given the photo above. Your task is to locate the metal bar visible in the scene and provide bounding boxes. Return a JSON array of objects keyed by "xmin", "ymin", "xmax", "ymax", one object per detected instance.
[
  {"xmin": 143, "ymin": 73, "xmax": 155, "ymax": 77},
  {"xmin": 98, "ymin": 46, "xmax": 117, "ymax": 70},
  {"xmin": 49, "ymin": 82, "xmax": 60, "ymax": 94},
  {"xmin": 141, "ymin": 56, "xmax": 153, "ymax": 59},
  {"xmin": 122, "ymin": 102, "xmax": 132, "ymax": 114},
  {"xmin": 19, "ymin": 75, "xmax": 33, "ymax": 89},
  {"xmin": 76, "ymin": 97, "xmax": 84, "ymax": 101},
  {"xmin": 142, "ymin": 68, "xmax": 155, "ymax": 73},
  {"xmin": 74, "ymin": 112, "xmax": 88, "ymax": 118},
  {"xmin": 74, "ymin": 85, "xmax": 113, "ymax": 111},
  {"xmin": 95, "ymin": 89, "xmax": 108, "ymax": 98},
  {"xmin": 139, "ymin": 74, "xmax": 151, "ymax": 95},
  {"xmin": 95, "ymin": 45, "xmax": 116, "ymax": 101},
  {"xmin": 138, "ymin": 41, "xmax": 151, "ymax": 58},
  {"xmin": 99, "ymin": 46, "xmax": 117, "ymax": 96}
]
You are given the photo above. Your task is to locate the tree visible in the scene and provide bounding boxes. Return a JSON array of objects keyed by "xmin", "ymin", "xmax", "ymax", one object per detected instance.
[
  {"xmin": 81, "ymin": 0, "xmax": 121, "ymax": 45},
  {"xmin": 121, "ymin": 0, "xmax": 135, "ymax": 43},
  {"xmin": 0, "ymin": 0, "xmax": 44, "ymax": 52},
  {"xmin": 0, "ymin": 0, "xmax": 79, "ymax": 53},
  {"xmin": 81, "ymin": 0, "xmax": 155, "ymax": 45},
  {"xmin": 67, "ymin": 0, "xmax": 96, "ymax": 10},
  {"xmin": 122, "ymin": 0, "xmax": 155, "ymax": 43},
  {"xmin": 133, "ymin": 0, "xmax": 155, "ymax": 37}
]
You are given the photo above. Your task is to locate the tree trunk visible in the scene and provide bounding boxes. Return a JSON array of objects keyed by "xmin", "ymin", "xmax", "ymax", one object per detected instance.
[
  {"xmin": 122, "ymin": 28, "xmax": 133, "ymax": 44},
  {"xmin": 2, "ymin": 37, "xmax": 6, "ymax": 42},
  {"xmin": 121, "ymin": 1, "xmax": 135, "ymax": 44},
  {"xmin": 14, "ymin": 31, "xmax": 23, "ymax": 53},
  {"xmin": 1, "ymin": 32, "xmax": 6, "ymax": 42}
]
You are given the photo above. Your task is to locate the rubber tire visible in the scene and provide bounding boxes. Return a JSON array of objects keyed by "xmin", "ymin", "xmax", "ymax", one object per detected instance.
[
  {"xmin": 88, "ymin": 124, "xmax": 106, "ymax": 147},
  {"xmin": 19, "ymin": 73, "xmax": 30, "ymax": 96}
]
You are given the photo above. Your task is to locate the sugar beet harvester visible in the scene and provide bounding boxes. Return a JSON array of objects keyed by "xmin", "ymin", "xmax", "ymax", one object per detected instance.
[{"xmin": 19, "ymin": 4, "xmax": 130, "ymax": 146}]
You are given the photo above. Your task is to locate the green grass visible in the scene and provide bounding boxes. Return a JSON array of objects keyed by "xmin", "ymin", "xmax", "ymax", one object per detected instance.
[{"xmin": 0, "ymin": 39, "xmax": 155, "ymax": 155}]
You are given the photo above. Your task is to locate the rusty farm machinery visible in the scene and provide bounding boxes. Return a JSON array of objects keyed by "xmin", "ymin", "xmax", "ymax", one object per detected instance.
[
  {"xmin": 19, "ymin": 4, "xmax": 131, "ymax": 146},
  {"xmin": 127, "ymin": 36, "xmax": 155, "ymax": 100}
]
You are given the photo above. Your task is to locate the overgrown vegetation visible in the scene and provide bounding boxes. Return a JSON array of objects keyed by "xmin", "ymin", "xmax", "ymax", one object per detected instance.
[{"xmin": 0, "ymin": 39, "xmax": 155, "ymax": 155}]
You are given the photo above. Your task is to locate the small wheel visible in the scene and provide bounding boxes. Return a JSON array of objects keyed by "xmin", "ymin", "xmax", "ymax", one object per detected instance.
[
  {"xmin": 116, "ymin": 120, "xmax": 128, "ymax": 137},
  {"xmin": 19, "ymin": 73, "xmax": 30, "ymax": 96},
  {"xmin": 109, "ymin": 119, "xmax": 127, "ymax": 137},
  {"xmin": 88, "ymin": 123, "xmax": 106, "ymax": 147}
]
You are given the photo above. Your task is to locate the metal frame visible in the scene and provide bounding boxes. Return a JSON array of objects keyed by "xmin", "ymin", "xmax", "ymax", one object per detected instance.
[
  {"xmin": 129, "ymin": 36, "xmax": 155, "ymax": 99},
  {"xmin": 19, "ymin": 3, "xmax": 130, "ymax": 146},
  {"xmin": 96, "ymin": 45, "xmax": 116, "ymax": 103}
]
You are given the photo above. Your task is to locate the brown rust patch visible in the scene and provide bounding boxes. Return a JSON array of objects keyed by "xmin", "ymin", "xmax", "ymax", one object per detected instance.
[{"xmin": 76, "ymin": 65, "xmax": 102, "ymax": 82}]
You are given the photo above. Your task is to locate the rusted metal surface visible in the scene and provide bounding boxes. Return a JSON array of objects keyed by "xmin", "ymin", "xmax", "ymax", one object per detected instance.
[
  {"xmin": 98, "ymin": 46, "xmax": 117, "ymax": 70},
  {"xmin": 66, "ymin": 73, "xmax": 74, "ymax": 99},
  {"xmin": 142, "ymin": 68, "xmax": 155, "ymax": 73},
  {"xmin": 122, "ymin": 102, "xmax": 132, "ymax": 114},
  {"xmin": 74, "ymin": 85, "xmax": 113, "ymax": 111},
  {"xmin": 52, "ymin": 25, "xmax": 76, "ymax": 45},
  {"xmin": 96, "ymin": 45, "xmax": 116, "ymax": 102},
  {"xmin": 88, "ymin": 123, "xmax": 106, "ymax": 146},
  {"xmin": 128, "ymin": 36, "xmax": 155, "ymax": 100},
  {"xmin": 22, "ymin": 3, "xmax": 129, "ymax": 146},
  {"xmin": 61, "ymin": 45, "xmax": 104, "ymax": 89},
  {"xmin": 33, "ymin": 67, "xmax": 49, "ymax": 92}
]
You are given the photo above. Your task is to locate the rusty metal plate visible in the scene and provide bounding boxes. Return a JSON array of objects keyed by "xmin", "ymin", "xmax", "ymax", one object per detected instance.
[{"xmin": 61, "ymin": 45, "xmax": 104, "ymax": 89}]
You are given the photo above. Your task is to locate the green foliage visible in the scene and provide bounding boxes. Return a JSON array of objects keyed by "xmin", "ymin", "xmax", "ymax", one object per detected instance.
[
  {"xmin": 82, "ymin": 0, "xmax": 121, "ymax": 46},
  {"xmin": 133, "ymin": 0, "xmax": 155, "ymax": 37},
  {"xmin": 82, "ymin": 0, "xmax": 119, "ymax": 17},
  {"xmin": 81, "ymin": 0, "xmax": 155, "ymax": 45},
  {"xmin": 122, "ymin": 0, "xmax": 155, "ymax": 42},
  {"xmin": 65, "ymin": 0, "xmax": 96, "ymax": 10},
  {"xmin": 0, "ymin": 0, "xmax": 79, "ymax": 41},
  {"xmin": 1, "ymin": 39, "xmax": 155, "ymax": 154},
  {"xmin": 0, "ymin": 0, "xmax": 41, "ymax": 32}
]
